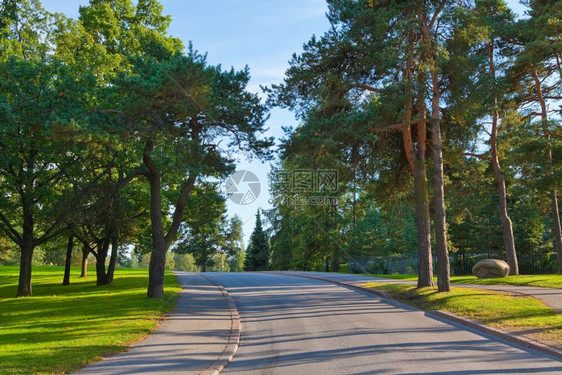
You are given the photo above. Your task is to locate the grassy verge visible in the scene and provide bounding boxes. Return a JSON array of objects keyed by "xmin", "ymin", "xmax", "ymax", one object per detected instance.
[
  {"xmin": 0, "ymin": 265, "xmax": 180, "ymax": 375},
  {"xmin": 363, "ymin": 282, "xmax": 562, "ymax": 349},
  {"xmin": 364, "ymin": 274, "xmax": 562, "ymax": 289}
]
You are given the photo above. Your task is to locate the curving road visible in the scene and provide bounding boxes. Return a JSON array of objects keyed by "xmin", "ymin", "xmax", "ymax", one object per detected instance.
[{"xmin": 205, "ymin": 272, "xmax": 562, "ymax": 375}]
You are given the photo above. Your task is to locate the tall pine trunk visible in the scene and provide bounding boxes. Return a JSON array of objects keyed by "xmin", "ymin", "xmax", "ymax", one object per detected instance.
[
  {"xmin": 533, "ymin": 70, "xmax": 562, "ymax": 274},
  {"xmin": 491, "ymin": 127, "xmax": 518, "ymax": 275},
  {"xmin": 416, "ymin": 6, "xmax": 450, "ymax": 292},
  {"xmin": 489, "ymin": 42, "xmax": 518, "ymax": 275},
  {"xmin": 429, "ymin": 70, "xmax": 451, "ymax": 292},
  {"xmin": 414, "ymin": 75, "xmax": 434, "ymax": 288},
  {"xmin": 402, "ymin": 31, "xmax": 434, "ymax": 288}
]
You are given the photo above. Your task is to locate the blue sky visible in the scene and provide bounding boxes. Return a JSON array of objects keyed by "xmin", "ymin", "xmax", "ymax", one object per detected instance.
[{"xmin": 42, "ymin": 0, "xmax": 527, "ymax": 244}]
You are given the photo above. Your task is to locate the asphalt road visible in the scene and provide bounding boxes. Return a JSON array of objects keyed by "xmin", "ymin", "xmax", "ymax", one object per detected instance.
[{"xmin": 205, "ymin": 272, "xmax": 562, "ymax": 375}]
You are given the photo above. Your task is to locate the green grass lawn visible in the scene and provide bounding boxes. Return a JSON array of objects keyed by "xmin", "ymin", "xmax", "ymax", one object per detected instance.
[
  {"xmin": 0, "ymin": 266, "xmax": 180, "ymax": 375},
  {"xmin": 363, "ymin": 282, "xmax": 562, "ymax": 349},
  {"xmin": 364, "ymin": 273, "xmax": 562, "ymax": 288}
]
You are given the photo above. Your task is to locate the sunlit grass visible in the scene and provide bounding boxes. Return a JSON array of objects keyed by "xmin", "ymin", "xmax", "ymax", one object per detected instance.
[
  {"xmin": 0, "ymin": 265, "xmax": 180, "ymax": 375},
  {"xmin": 364, "ymin": 274, "xmax": 562, "ymax": 289},
  {"xmin": 363, "ymin": 282, "xmax": 562, "ymax": 349}
]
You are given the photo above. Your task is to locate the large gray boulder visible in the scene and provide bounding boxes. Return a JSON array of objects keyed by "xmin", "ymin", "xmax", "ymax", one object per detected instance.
[{"xmin": 472, "ymin": 259, "xmax": 510, "ymax": 278}]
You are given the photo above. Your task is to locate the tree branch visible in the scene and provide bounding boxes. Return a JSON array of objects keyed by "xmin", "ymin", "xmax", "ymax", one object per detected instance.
[
  {"xmin": 352, "ymin": 84, "xmax": 380, "ymax": 93},
  {"xmin": 143, "ymin": 140, "xmax": 159, "ymax": 177},
  {"xmin": 35, "ymin": 222, "xmax": 68, "ymax": 247},
  {"xmin": 72, "ymin": 229, "xmax": 98, "ymax": 258},
  {"xmin": 118, "ymin": 167, "xmax": 149, "ymax": 190},
  {"xmin": 0, "ymin": 211, "xmax": 22, "ymax": 245},
  {"xmin": 429, "ymin": 0, "xmax": 446, "ymax": 30},
  {"xmin": 367, "ymin": 118, "xmax": 428, "ymax": 134},
  {"xmin": 164, "ymin": 173, "xmax": 198, "ymax": 250},
  {"xmin": 464, "ymin": 152, "xmax": 489, "ymax": 160}
]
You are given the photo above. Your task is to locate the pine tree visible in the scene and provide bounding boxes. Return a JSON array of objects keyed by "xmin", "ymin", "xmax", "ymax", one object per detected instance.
[{"xmin": 244, "ymin": 211, "xmax": 270, "ymax": 271}]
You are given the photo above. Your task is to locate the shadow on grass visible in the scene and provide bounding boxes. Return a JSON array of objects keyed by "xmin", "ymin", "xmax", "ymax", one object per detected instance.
[{"xmin": 0, "ymin": 266, "xmax": 179, "ymax": 375}]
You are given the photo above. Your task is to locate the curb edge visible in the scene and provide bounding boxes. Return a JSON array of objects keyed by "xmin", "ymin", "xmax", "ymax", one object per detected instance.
[{"xmin": 200, "ymin": 275, "xmax": 242, "ymax": 375}]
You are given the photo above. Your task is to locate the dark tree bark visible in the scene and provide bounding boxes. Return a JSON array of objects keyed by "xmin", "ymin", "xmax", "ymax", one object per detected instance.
[
  {"xmin": 401, "ymin": 30, "xmax": 434, "ymax": 288},
  {"xmin": 418, "ymin": 8, "xmax": 450, "ymax": 292},
  {"xmin": 429, "ymin": 70, "xmax": 451, "ymax": 292},
  {"xmin": 95, "ymin": 239, "xmax": 110, "ymax": 286},
  {"xmin": 17, "ymin": 239, "xmax": 33, "ymax": 297},
  {"xmin": 62, "ymin": 234, "xmax": 74, "ymax": 286},
  {"xmin": 17, "ymin": 199, "xmax": 35, "ymax": 297},
  {"xmin": 414, "ymin": 71, "xmax": 434, "ymax": 289}
]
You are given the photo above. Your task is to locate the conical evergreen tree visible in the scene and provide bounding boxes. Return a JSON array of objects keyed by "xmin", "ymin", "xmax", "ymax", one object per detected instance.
[{"xmin": 244, "ymin": 210, "xmax": 270, "ymax": 271}]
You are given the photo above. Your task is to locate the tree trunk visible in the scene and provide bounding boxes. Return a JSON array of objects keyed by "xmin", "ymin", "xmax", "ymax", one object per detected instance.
[
  {"xmin": 62, "ymin": 234, "xmax": 73, "ymax": 286},
  {"xmin": 416, "ymin": 6, "xmax": 450, "ymax": 291},
  {"xmin": 148, "ymin": 244, "xmax": 166, "ymax": 297},
  {"xmin": 550, "ymin": 191, "xmax": 562, "ymax": 274},
  {"xmin": 144, "ymin": 139, "xmax": 197, "ymax": 298},
  {"xmin": 17, "ymin": 239, "xmax": 33, "ymax": 297},
  {"xmin": 80, "ymin": 245, "xmax": 89, "ymax": 278},
  {"xmin": 146, "ymin": 146, "xmax": 167, "ymax": 297},
  {"xmin": 401, "ymin": 30, "xmax": 434, "ymax": 288},
  {"xmin": 491, "ymin": 113, "xmax": 518, "ymax": 275},
  {"xmin": 413, "ymin": 161, "xmax": 434, "ymax": 287},
  {"xmin": 105, "ymin": 236, "xmax": 118, "ymax": 284},
  {"xmin": 533, "ymin": 70, "xmax": 562, "ymax": 274},
  {"xmin": 95, "ymin": 240, "xmax": 109, "ymax": 286},
  {"xmin": 488, "ymin": 39, "xmax": 518, "ymax": 275},
  {"xmin": 429, "ymin": 71, "xmax": 451, "ymax": 292},
  {"xmin": 414, "ymin": 72, "xmax": 434, "ymax": 289},
  {"xmin": 17, "ymin": 201, "xmax": 34, "ymax": 297}
]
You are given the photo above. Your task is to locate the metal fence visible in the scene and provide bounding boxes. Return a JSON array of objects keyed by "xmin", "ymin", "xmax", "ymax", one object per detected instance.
[{"xmin": 348, "ymin": 252, "xmax": 558, "ymax": 275}]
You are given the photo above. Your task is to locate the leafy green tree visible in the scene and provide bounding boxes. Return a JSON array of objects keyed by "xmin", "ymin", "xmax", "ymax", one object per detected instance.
[
  {"xmin": 245, "ymin": 210, "xmax": 270, "ymax": 271},
  {"xmin": 120, "ymin": 48, "xmax": 272, "ymax": 296},
  {"xmin": 0, "ymin": 1, "xmax": 97, "ymax": 296}
]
